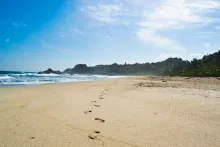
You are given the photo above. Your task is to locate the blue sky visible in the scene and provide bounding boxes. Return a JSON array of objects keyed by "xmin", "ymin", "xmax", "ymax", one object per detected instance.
[{"xmin": 1, "ymin": 0, "xmax": 220, "ymax": 71}]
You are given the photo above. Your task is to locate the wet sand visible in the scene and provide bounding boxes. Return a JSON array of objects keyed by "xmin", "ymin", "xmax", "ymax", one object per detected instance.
[{"xmin": 0, "ymin": 77, "xmax": 220, "ymax": 147}]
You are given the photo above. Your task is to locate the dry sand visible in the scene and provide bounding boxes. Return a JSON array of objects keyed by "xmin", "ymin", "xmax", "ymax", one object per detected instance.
[{"xmin": 0, "ymin": 76, "xmax": 220, "ymax": 147}]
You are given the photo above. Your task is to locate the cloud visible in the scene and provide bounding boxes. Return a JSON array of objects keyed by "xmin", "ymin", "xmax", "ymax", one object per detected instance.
[
  {"xmin": 82, "ymin": 0, "xmax": 220, "ymax": 50},
  {"xmin": 136, "ymin": 0, "xmax": 220, "ymax": 49},
  {"xmin": 137, "ymin": 29, "xmax": 182, "ymax": 49},
  {"xmin": 83, "ymin": 0, "xmax": 220, "ymax": 28},
  {"xmin": 4, "ymin": 38, "xmax": 10, "ymax": 43},
  {"xmin": 139, "ymin": 0, "xmax": 220, "ymax": 30},
  {"xmin": 12, "ymin": 22, "xmax": 27, "ymax": 27},
  {"xmin": 82, "ymin": 3, "xmax": 124, "ymax": 23}
]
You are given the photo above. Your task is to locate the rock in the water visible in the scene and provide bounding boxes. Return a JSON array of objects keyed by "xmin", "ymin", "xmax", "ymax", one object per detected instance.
[
  {"xmin": 217, "ymin": 77, "xmax": 220, "ymax": 80},
  {"xmin": 38, "ymin": 68, "xmax": 62, "ymax": 74}
]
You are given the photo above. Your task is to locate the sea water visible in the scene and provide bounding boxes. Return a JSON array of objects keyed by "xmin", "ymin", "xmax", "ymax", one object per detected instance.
[{"xmin": 0, "ymin": 71, "xmax": 119, "ymax": 87}]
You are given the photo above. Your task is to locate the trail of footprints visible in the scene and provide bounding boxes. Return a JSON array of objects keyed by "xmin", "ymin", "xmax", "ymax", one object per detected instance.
[{"xmin": 84, "ymin": 86, "xmax": 110, "ymax": 140}]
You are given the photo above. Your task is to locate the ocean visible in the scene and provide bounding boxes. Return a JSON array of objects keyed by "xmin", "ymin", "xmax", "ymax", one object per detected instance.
[{"xmin": 0, "ymin": 71, "xmax": 119, "ymax": 87}]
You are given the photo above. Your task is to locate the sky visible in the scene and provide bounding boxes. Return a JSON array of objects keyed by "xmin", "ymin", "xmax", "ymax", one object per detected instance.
[{"xmin": 1, "ymin": 0, "xmax": 220, "ymax": 71}]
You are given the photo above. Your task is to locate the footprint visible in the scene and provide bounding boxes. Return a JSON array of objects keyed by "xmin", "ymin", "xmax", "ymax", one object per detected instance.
[
  {"xmin": 30, "ymin": 136, "xmax": 35, "ymax": 139},
  {"xmin": 88, "ymin": 130, "xmax": 101, "ymax": 140},
  {"xmin": 95, "ymin": 118, "xmax": 105, "ymax": 123},
  {"xmin": 93, "ymin": 105, "xmax": 100, "ymax": 107},
  {"xmin": 100, "ymin": 97, "xmax": 104, "ymax": 100},
  {"xmin": 91, "ymin": 101, "xmax": 96, "ymax": 103},
  {"xmin": 84, "ymin": 110, "xmax": 92, "ymax": 114}
]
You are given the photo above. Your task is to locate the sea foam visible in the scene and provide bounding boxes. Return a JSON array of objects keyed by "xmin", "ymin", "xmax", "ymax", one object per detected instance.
[{"xmin": 0, "ymin": 71, "xmax": 121, "ymax": 86}]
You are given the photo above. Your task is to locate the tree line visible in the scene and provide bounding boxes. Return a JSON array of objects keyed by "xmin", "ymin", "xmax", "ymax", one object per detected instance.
[{"xmin": 63, "ymin": 50, "xmax": 220, "ymax": 77}]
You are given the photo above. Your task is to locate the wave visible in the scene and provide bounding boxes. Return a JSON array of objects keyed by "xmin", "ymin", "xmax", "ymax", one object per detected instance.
[
  {"xmin": 0, "ymin": 75, "xmax": 14, "ymax": 80},
  {"xmin": 11, "ymin": 73, "xmax": 36, "ymax": 76},
  {"xmin": 35, "ymin": 73, "xmax": 61, "ymax": 77},
  {"xmin": 0, "ymin": 72, "xmax": 122, "ymax": 86}
]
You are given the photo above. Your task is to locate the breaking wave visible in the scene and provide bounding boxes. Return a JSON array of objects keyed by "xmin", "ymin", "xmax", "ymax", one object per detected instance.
[{"xmin": 0, "ymin": 71, "xmax": 121, "ymax": 86}]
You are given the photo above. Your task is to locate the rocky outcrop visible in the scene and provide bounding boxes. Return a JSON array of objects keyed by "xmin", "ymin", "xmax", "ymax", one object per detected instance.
[
  {"xmin": 38, "ymin": 68, "xmax": 62, "ymax": 74},
  {"xmin": 63, "ymin": 68, "xmax": 72, "ymax": 74},
  {"xmin": 63, "ymin": 64, "xmax": 91, "ymax": 74}
]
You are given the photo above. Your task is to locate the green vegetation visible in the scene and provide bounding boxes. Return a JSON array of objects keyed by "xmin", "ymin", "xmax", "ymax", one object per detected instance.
[
  {"xmin": 175, "ymin": 50, "xmax": 220, "ymax": 77},
  {"xmin": 63, "ymin": 50, "xmax": 220, "ymax": 77}
]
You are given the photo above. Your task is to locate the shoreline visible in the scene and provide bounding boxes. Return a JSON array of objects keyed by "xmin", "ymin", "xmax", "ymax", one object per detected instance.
[
  {"xmin": 0, "ymin": 76, "xmax": 220, "ymax": 147},
  {"xmin": 0, "ymin": 77, "xmax": 124, "ymax": 88}
]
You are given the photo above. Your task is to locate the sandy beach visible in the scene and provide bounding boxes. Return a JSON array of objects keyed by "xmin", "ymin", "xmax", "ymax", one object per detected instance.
[{"xmin": 0, "ymin": 76, "xmax": 220, "ymax": 147}]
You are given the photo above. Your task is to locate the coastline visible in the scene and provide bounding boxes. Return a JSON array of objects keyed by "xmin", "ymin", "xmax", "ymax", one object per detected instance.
[
  {"xmin": 0, "ymin": 72, "xmax": 122, "ymax": 87},
  {"xmin": 0, "ymin": 76, "xmax": 220, "ymax": 147}
]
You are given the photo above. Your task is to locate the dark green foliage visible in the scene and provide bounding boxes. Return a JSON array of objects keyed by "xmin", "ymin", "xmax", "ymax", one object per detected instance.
[
  {"xmin": 63, "ymin": 50, "xmax": 220, "ymax": 77},
  {"xmin": 63, "ymin": 58, "xmax": 189, "ymax": 75},
  {"xmin": 176, "ymin": 50, "xmax": 220, "ymax": 77}
]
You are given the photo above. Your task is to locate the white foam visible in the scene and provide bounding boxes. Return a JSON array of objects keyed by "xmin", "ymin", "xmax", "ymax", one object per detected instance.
[
  {"xmin": 0, "ymin": 75, "xmax": 14, "ymax": 80},
  {"xmin": 0, "ymin": 73, "xmax": 123, "ymax": 86},
  {"xmin": 35, "ymin": 73, "xmax": 60, "ymax": 77},
  {"xmin": 13, "ymin": 73, "xmax": 35, "ymax": 76}
]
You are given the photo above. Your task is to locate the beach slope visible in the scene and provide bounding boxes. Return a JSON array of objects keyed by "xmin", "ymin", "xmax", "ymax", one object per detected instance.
[{"xmin": 0, "ymin": 77, "xmax": 220, "ymax": 147}]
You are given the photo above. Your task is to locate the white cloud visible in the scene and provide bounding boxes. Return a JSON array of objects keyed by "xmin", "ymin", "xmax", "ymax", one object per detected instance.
[
  {"xmin": 137, "ymin": 29, "xmax": 180, "ymax": 48},
  {"xmin": 83, "ymin": 1, "xmax": 220, "ymax": 28},
  {"xmin": 12, "ymin": 22, "xmax": 27, "ymax": 27},
  {"xmin": 4, "ymin": 38, "xmax": 10, "ymax": 43},
  {"xmin": 82, "ymin": 0, "xmax": 220, "ymax": 51},
  {"xmin": 140, "ymin": 0, "xmax": 220, "ymax": 30},
  {"xmin": 83, "ymin": 4, "xmax": 123, "ymax": 23},
  {"xmin": 137, "ymin": 0, "xmax": 220, "ymax": 49}
]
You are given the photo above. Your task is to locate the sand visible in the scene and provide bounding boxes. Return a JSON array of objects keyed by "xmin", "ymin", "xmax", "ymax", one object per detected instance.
[{"xmin": 0, "ymin": 76, "xmax": 220, "ymax": 147}]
